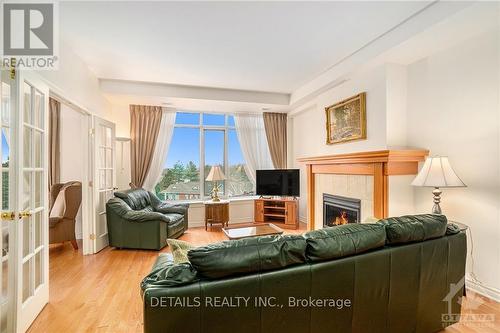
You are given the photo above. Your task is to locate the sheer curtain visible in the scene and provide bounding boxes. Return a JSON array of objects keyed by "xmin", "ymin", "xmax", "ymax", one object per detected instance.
[
  {"xmin": 142, "ymin": 109, "xmax": 176, "ymax": 191},
  {"xmin": 234, "ymin": 113, "xmax": 274, "ymax": 184}
]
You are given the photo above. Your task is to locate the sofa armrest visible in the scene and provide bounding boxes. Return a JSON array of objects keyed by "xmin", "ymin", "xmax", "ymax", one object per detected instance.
[
  {"xmin": 155, "ymin": 203, "xmax": 189, "ymax": 215},
  {"xmin": 148, "ymin": 191, "xmax": 189, "ymax": 215}
]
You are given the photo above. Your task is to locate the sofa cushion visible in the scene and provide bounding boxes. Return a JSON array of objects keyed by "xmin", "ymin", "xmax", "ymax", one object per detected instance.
[
  {"xmin": 187, "ymin": 234, "xmax": 306, "ymax": 279},
  {"xmin": 446, "ymin": 223, "xmax": 461, "ymax": 235},
  {"xmin": 114, "ymin": 188, "xmax": 151, "ymax": 210},
  {"xmin": 378, "ymin": 214, "xmax": 447, "ymax": 245},
  {"xmin": 304, "ymin": 223, "xmax": 386, "ymax": 262}
]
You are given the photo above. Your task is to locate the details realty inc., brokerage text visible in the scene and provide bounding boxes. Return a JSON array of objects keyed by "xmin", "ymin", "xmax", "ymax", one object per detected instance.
[{"xmin": 149, "ymin": 296, "xmax": 352, "ymax": 309}]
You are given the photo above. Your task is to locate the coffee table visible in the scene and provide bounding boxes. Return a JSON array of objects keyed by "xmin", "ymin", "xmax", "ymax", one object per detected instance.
[{"xmin": 222, "ymin": 223, "xmax": 284, "ymax": 240}]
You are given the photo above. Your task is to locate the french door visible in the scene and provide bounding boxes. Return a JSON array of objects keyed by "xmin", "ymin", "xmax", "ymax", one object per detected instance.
[
  {"xmin": 0, "ymin": 70, "xmax": 49, "ymax": 332},
  {"xmin": 92, "ymin": 117, "xmax": 116, "ymax": 253}
]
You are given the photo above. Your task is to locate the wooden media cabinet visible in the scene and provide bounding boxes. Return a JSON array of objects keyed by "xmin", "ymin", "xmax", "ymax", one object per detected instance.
[{"xmin": 254, "ymin": 198, "xmax": 299, "ymax": 230}]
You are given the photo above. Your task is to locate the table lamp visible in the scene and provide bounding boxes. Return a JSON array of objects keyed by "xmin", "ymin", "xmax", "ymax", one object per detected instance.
[
  {"xmin": 411, "ymin": 156, "xmax": 466, "ymax": 214},
  {"xmin": 205, "ymin": 165, "xmax": 226, "ymax": 202}
]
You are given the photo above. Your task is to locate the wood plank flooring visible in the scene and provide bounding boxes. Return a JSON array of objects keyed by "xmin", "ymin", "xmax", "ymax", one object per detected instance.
[{"xmin": 28, "ymin": 225, "xmax": 499, "ymax": 333}]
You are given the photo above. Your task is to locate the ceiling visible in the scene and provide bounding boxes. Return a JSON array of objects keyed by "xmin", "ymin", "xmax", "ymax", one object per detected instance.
[{"xmin": 60, "ymin": 1, "xmax": 431, "ymax": 94}]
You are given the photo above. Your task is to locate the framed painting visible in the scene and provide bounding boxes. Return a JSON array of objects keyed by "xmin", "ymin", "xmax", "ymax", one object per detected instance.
[{"xmin": 325, "ymin": 92, "xmax": 366, "ymax": 145}]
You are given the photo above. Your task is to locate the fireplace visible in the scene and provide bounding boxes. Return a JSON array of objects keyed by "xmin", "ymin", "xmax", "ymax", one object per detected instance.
[{"xmin": 323, "ymin": 194, "xmax": 361, "ymax": 228}]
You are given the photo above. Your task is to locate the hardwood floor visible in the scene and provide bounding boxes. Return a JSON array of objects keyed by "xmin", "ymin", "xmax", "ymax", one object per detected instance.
[{"xmin": 28, "ymin": 225, "xmax": 499, "ymax": 333}]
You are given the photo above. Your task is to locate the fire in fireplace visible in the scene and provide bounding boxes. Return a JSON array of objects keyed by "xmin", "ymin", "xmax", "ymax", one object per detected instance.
[{"xmin": 323, "ymin": 194, "xmax": 361, "ymax": 228}]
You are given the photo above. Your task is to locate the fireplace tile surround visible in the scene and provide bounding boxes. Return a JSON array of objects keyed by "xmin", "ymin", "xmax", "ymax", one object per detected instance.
[{"xmin": 316, "ymin": 174, "xmax": 373, "ymax": 227}]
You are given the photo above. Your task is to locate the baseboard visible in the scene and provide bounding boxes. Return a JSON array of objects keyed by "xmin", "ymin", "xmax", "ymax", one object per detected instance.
[
  {"xmin": 466, "ymin": 278, "xmax": 500, "ymax": 303},
  {"xmin": 189, "ymin": 217, "xmax": 253, "ymax": 229},
  {"xmin": 188, "ymin": 221, "xmax": 205, "ymax": 228},
  {"xmin": 230, "ymin": 217, "xmax": 253, "ymax": 223}
]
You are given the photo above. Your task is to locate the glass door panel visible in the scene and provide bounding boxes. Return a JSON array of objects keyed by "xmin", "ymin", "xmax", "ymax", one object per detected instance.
[{"xmin": 21, "ymin": 82, "xmax": 46, "ymax": 300}]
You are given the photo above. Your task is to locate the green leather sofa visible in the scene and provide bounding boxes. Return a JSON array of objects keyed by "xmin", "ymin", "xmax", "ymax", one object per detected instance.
[
  {"xmin": 106, "ymin": 188, "xmax": 189, "ymax": 250},
  {"xmin": 141, "ymin": 214, "xmax": 466, "ymax": 333}
]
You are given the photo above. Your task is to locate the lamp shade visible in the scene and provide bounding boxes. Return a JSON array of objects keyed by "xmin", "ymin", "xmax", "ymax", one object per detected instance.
[
  {"xmin": 205, "ymin": 165, "xmax": 226, "ymax": 181},
  {"xmin": 411, "ymin": 156, "xmax": 466, "ymax": 188}
]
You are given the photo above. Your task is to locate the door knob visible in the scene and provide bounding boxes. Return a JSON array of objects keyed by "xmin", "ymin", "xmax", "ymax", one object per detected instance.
[
  {"xmin": 18, "ymin": 211, "xmax": 32, "ymax": 219},
  {"xmin": 1, "ymin": 212, "xmax": 15, "ymax": 221}
]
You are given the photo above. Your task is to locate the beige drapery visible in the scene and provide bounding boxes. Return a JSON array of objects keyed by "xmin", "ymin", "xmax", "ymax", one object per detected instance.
[
  {"xmin": 48, "ymin": 98, "xmax": 60, "ymax": 190},
  {"xmin": 263, "ymin": 112, "xmax": 287, "ymax": 169},
  {"xmin": 130, "ymin": 105, "xmax": 163, "ymax": 188}
]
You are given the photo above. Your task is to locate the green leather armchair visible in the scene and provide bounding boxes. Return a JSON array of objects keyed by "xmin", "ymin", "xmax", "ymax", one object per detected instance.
[{"xmin": 106, "ymin": 188, "xmax": 189, "ymax": 250}]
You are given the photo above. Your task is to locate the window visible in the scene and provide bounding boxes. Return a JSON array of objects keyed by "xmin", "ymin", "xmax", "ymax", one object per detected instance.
[
  {"xmin": 155, "ymin": 112, "xmax": 253, "ymax": 201},
  {"xmin": 204, "ymin": 129, "xmax": 224, "ymax": 196},
  {"xmin": 1, "ymin": 82, "xmax": 10, "ymax": 210}
]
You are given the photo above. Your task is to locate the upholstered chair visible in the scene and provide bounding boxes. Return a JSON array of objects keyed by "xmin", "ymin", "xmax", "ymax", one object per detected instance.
[
  {"xmin": 49, "ymin": 181, "xmax": 82, "ymax": 250},
  {"xmin": 106, "ymin": 188, "xmax": 189, "ymax": 250}
]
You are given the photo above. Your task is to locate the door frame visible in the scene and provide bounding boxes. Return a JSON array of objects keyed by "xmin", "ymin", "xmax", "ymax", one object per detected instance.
[{"xmin": 48, "ymin": 92, "xmax": 94, "ymax": 255}]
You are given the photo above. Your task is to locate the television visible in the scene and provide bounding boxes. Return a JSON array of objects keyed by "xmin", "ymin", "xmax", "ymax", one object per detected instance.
[{"xmin": 256, "ymin": 169, "xmax": 300, "ymax": 197}]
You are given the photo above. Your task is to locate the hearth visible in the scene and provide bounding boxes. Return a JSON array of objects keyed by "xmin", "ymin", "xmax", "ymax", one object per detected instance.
[{"xmin": 323, "ymin": 194, "xmax": 361, "ymax": 228}]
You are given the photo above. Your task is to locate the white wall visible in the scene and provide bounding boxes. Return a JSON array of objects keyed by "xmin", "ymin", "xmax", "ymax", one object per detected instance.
[
  {"xmin": 109, "ymin": 103, "xmax": 130, "ymax": 137},
  {"xmin": 290, "ymin": 65, "xmax": 388, "ymax": 220},
  {"xmin": 59, "ymin": 104, "xmax": 85, "ymax": 239},
  {"xmin": 109, "ymin": 103, "xmax": 131, "ymax": 189},
  {"xmin": 38, "ymin": 42, "xmax": 111, "ymax": 118},
  {"xmin": 116, "ymin": 140, "xmax": 131, "ymax": 191},
  {"xmin": 406, "ymin": 29, "xmax": 500, "ymax": 298},
  {"xmin": 385, "ymin": 64, "xmax": 408, "ymax": 146}
]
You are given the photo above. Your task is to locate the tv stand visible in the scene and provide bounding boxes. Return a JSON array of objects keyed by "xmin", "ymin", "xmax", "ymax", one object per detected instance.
[{"xmin": 254, "ymin": 198, "xmax": 299, "ymax": 230}]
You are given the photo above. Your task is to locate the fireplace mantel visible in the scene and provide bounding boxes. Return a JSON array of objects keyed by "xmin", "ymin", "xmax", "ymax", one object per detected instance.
[{"xmin": 298, "ymin": 149, "xmax": 429, "ymax": 230}]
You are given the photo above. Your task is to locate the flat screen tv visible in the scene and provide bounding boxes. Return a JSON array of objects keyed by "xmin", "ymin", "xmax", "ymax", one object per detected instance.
[{"xmin": 256, "ymin": 169, "xmax": 300, "ymax": 197}]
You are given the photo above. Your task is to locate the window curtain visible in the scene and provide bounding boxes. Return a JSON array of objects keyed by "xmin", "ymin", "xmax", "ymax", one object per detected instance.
[
  {"xmin": 142, "ymin": 109, "xmax": 176, "ymax": 191},
  {"xmin": 48, "ymin": 97, "xmax": 60, "ymax": 190},
  {"xmin": 263, "ymin": 112, "xmax": 287, "ymax": 169},
  {"xmin": 233, "ymin": 114, "xmax": 273, "ymax": 184},
  {"xmin": 130, "ymin": 105, "xmax": 163, "ymax": 188}
]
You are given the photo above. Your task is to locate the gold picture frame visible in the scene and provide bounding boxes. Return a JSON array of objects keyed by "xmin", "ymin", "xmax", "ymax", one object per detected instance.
[{"xmin": 325, "ymin": 92, "xmax": 366, "ymax": 145}]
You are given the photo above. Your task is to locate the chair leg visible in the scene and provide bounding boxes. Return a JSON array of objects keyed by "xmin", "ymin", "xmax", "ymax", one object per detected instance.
[{"xmin": 70, "ymin": 240, "xmax": 78, "ymax": 250}]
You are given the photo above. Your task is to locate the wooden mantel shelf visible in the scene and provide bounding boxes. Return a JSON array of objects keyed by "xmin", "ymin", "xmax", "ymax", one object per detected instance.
[
  {"xmin": 297, "ymin": 149, "xmax": 429, "ymax": 230},
  {"xmin": 297, "ymin": 149, "xmax": 429, "ymax": 165}
]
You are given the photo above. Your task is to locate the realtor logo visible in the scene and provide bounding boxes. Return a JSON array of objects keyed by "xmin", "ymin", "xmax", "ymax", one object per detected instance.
[
  {"xmin": 442, "ymin": 276, "xmax": 495, "ymax": 328},
  {"xmin": 1, "ymin": 1, "xmax": 58, "ymax": 70},
  {"xmin": 3, "ymin": 3, "xmax": 53, "ymax": 55}
]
